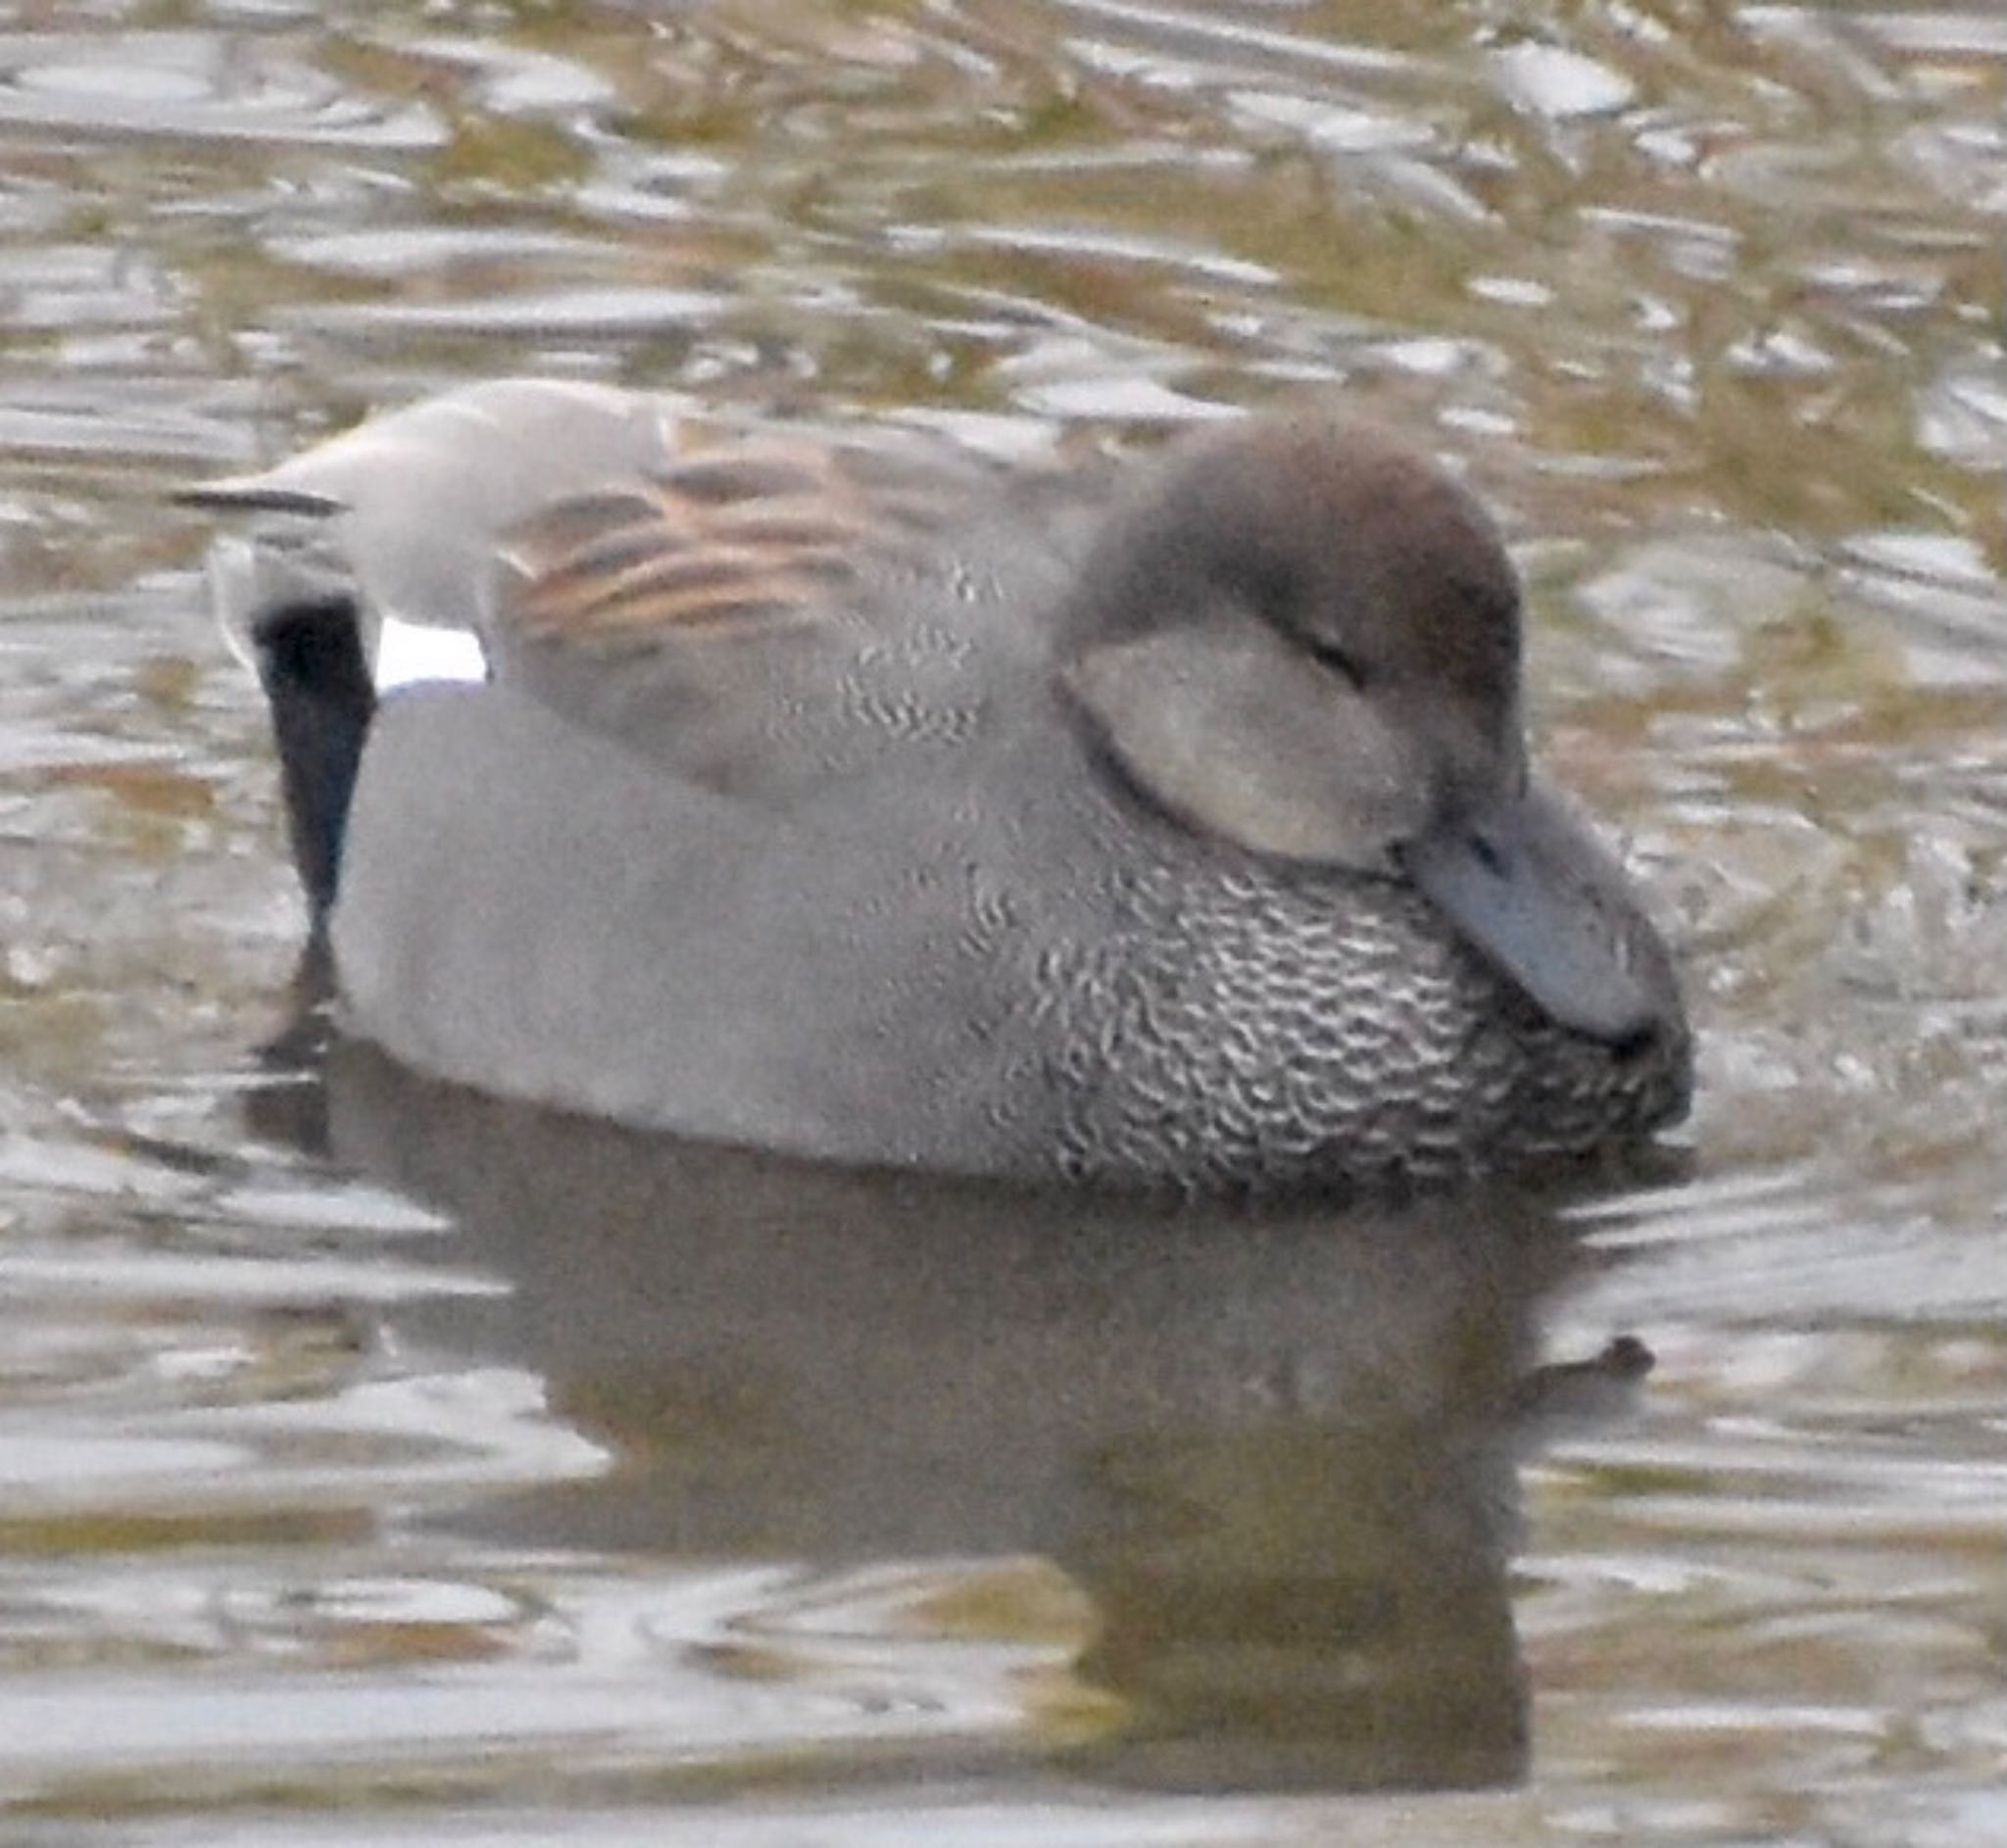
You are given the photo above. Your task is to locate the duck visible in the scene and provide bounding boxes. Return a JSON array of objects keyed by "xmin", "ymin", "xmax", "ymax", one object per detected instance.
[{"xmin": 180, "ymin": 379, "xmax": 1690, "ymax": 1192}]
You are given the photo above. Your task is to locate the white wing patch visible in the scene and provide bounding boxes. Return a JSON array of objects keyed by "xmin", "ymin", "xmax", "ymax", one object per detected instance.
[{"xmin": 374, "ymin": 611, "xmax": 491, "ymax": 693}]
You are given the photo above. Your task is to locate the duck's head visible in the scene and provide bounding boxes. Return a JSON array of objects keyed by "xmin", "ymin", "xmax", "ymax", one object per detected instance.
[{"xmin": 1061, "ymin": 412, "xmax": 1680, "ymax": 1053}]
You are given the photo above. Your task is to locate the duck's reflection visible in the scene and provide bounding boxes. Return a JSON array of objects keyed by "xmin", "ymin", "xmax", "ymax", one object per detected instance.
[{"xmin": 252, "ymin": 1029, "xmax": 1653, "ymax": 1794}]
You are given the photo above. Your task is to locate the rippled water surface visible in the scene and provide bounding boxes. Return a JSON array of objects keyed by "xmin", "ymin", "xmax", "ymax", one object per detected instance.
[{"xmin": 5, "ymin": 0, "xmax": 2007, "ymax": 1840}]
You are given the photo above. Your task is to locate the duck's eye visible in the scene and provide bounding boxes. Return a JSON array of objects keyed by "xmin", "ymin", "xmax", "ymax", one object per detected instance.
[{"xmin": 1302, "ymin": 634, "xmax": 1365, "ymax": 689}]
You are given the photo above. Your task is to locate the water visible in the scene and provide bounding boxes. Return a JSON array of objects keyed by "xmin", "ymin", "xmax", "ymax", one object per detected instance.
[{"xmin": 3, "ymin": 0, "xmax": 2007, "ymax": 1840}]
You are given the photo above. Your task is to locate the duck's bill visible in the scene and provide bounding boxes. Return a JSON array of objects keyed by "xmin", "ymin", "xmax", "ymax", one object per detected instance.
[{"xmin": 1403, "ymin": 784, "xmax": 1677, "ymax": 1046}]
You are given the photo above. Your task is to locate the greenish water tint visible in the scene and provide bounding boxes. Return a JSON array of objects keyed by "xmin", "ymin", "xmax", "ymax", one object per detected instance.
[{"xmin": 3, "ymin": 1, "xmax": 2007, "ymax": 1840}]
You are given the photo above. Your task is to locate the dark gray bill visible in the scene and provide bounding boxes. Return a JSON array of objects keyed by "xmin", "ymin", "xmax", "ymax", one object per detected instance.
[{"xmin": 1403, "ymin": 783, "xmax": 1677, "ymax": 1046}]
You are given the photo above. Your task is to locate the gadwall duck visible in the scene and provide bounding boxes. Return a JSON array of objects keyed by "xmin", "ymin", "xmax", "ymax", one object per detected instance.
[{"xmin": 182, "ymin": 380, "xmax": 1689, "ymax": 1191}]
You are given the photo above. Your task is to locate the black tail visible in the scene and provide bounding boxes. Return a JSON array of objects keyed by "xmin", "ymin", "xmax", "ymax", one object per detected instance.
[{"xmin": 246, "ymin": 597, "xmax": 376, "ymax": 924}]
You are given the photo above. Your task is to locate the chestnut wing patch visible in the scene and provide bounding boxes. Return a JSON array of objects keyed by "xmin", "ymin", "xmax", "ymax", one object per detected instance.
[{"xmin": 496, "ymin": 438, "xmax": 975, "ymax": 649}]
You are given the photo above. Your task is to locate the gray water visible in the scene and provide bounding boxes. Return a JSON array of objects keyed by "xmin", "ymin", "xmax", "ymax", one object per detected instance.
[{"xmin": 4, "ymin": 1, "xmax": 2007, "ymax": 1841}]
